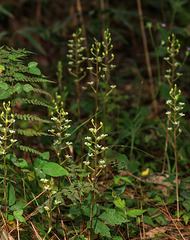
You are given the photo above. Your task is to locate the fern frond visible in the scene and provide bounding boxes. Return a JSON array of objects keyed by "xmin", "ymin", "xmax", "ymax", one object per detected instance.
[
  {"xmin": 32, "ymin": 88, "xmax": 52, "ymax": 98},
  {"xmin": 17, "ymin": 129, "xmax": 49, "ymax": 137},
  {"xmin": 16, "ymin": 144, "xmax": 42, "ymax": 156},
  {"xmin": 14, "ymin": 113, "xmax": 51, "ymax": 123},
  {"xmin": 12, "ymin": 98, "xmax": 54, "ymax": 109}
]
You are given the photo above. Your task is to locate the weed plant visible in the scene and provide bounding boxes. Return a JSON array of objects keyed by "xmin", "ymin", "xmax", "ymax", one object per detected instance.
[{"xmin": 0, "ymin": 27, "xmax": 189, "ymax": 240}]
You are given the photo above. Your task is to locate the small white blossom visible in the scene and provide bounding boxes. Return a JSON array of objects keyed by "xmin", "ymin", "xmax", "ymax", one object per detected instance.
[
  {"xmin": 87, "ymin": 81, "xmax": 94, "ymax": 85},
  {"xmin": 168, "ymin": 127, "xmax": 172, "ymax": 131},
  {"xmin": 166, "ymin": 100, "xmax": 172, "ymax": 105},
  {"xmin": 9, "ymin": 130, "xmax": 15, "ymax": 134},
  {"xmin": 44, "ymin": 185, "xmax": 51, "ymax": 190},
  {"xmin": 44, "ymin": 206, "xmax": 50, "ymax": 211},
  {"xmin": 166, "ymin": 111, "xmax": 171, "ymax": 115},
  {"xmin": 40, "ymin": 178, "xmax": 48, "ymax": 183},
  {"xmin": 88, "ymin": 153, "xmax": 94, "ymax": 157},
  {"xmin": 83, "ymin": 161, "xmax": 90, "ymax": 166},
  {"xmin": 66, "ymin": 141, "xmax": 72, "ymax": 146},
  {"xmin": 85, "ymin": 136, "xmax": 92, "ymax": 140},
  {"xmin": 101, "ymin": 147, "xmax": 108, "ymax": 151},
  {"xmin": 85, "ymin": 142, "xmax": 91, "ymax": 147},
  {"xmin": 179, "ymin": 102, "xmax": 185, "ymax": 106},
  {"xmin": 54, "ymin": 200, "xmax": 61, "ymax": 205},
  {"xmin": 179, "ymin": 113, "xmax": 185, "ymax": 117}
]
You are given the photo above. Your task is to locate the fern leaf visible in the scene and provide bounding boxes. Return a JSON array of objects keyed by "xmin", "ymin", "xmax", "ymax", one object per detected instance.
[
  {"xmin": 16, "ymin": 144, "xmax": 42, "ymax": 156},
  {"xmin": 14, "ymin": 113, "xmax": 51, "ymax": 123},
  {"xmin": 12, "ymin": 98, "xmax": 54, "ymax": 109},
  {"xmin": 17, "ymin": 128, "xmax": 49, "ymax": 137}
]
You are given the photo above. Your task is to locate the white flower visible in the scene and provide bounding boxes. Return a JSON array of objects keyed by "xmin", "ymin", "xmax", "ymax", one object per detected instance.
[
  {"xmin": 88, "ymin": 153, "xmax": 94, "ymax": 157},
  {"xmin": 101, "ymin": 147, "xmax": 108, "ymax": 151},
  {"xmin": 83, "ymin": 161, "xmax": 90, "ymax": 166},
  {"xmin": 179, "ymin": 113, "xmax": 185, "ymax": 117},
  {"xmin": 54, "ymin": 200, "xmax": 61, "ymax": 205},
  {"xmin": 87, "ymin": 81, "xmax": 94, "ymax": 85},
  {"xmin": 85, "ymin": 136, "xmax": 92, "ymax": 140},
  {"xmin": 40, "ymin": 178, "xmax": 48, "ymax": 183},
  {"xmin": 9, "ymin": 130, "xmax": 15, "ymax": 134},
  {"xmin": 65, "ymin": 155, "xmax": 71, "ymax": 159},
  {"xmin": 179, "ymin": 102, "xmax": 185, "ymax": 106},
  {"xmin": 44, "ymin": 206, "xmax": 50, "ymax": 211},
  {"xmin": 166, "ymin": 100, "xmax": 172, "ymax": 105},
  {"xmin": 166, "ymin": 111, "xmax": 171, "ymax": 115},
  {"xmin": 168, "ymin": 127, "xmax": 172, "ymax": 131},
  {"xmin": 89, "ymin": 128, "xmax": 95, "ymax": 133},
  {"xmin": 64, "ymin": 133, "xmax": 71, "ymax": 138},
  {"xmin": 66, "ymin": 141, "xmax": 72, "ymax": 146},
  {"xmin": 85, "ymin": 142, "xmax": 91, "ymax": 147},
  {"xmin": 10, "ymin": 139, "xmax": 17, "ymax": 143},
  {"xmin": 44, "ymin": 185, "xmax": 51, "ymax": 190}
]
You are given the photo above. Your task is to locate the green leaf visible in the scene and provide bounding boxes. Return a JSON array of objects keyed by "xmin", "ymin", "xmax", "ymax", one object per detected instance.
[
  {"xmin": 8, "ymin": 54, "xmax": 17, "ymax": 61},
  {"xmin": 29, "ymin": 67, "xmax": 41, "ymax": 75},
  {"xmin": 13, "ymin": 209, "xmax": 26, "ymax": 223},
  {"xmin": 28, "ymin": 61, "xmax": 38, "ymax": 68},
  {"xmin": 0, "ymin": 82, "xmax": 9, "ymax": 90},
  {"xmin": 99, "ymin": 209, "xmax": 129, "ymax": 226},
  {"xmin": 127, "ymin": 209, "xmax": 146, "ymax": 218},
  {"xmin": 0, "ymin": 64, "xmax": 5, "ymax": 70},
  {"xmin": 9, "ymin": 201, "xmax": 26, "ymax": 211},
  {"xmin": 87, "ymin": 220, "xmax": 111, "ymax": 238},
  {"xmin": 143, "ymin": 216, "xmax": 155, "ymax": 227},
  {"xmin": 113, "ymin": 196, "xmax": 126, "ymax": 210},
  {"xmin": 41, "ymin": 152, "xmax": 50, "ymax": 160},
  {"xmin": 23, "ymin": 84, "xmax": 33, "ymax": 92},
  {"xmin": 0, "ymin": 89, "xmax": 11, "ymax": 100},
  {"xmin": 35, "ymin": 160, "xmax": 67, "ymax": 177},
  {"xmin": 112, "ymin": 237, "xmax": 123, "ymax": 240},
  {"xmin": 7, "ymin": 183, "xmax": 16, "ymax": 206},
  {"xmin": 14, "ymin": 83, "xmax": 22, "ymax": 94},
  {"xmin": 114, "ymin": 176, "xmax": 132, "ymax": 184},
  {"xmin": 13, "ymin": 72, "xmax": 25, "ymax": 78}
]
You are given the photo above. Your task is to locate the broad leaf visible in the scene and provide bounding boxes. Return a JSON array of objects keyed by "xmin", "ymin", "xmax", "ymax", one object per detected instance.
[
  {"xmin": 87, "ymin": 220, "xmax": 111, "ymax": 238},
  {"xmin": 99, "ymin": 209, "xmax": 129, "ymax": 226},
  {"xmin": 35, "ymin": 159, "xmax": 67, "ymax": 177},
  {"xmin": 23, "ymin": 84, "xmax": 33, "ymax": 92},
  {"xmin": 29, "ymin": 67, "xmax": 41, "ymax": 75},
  {"xmin": 7, "ymin": 183, "xmax": 16, "ymax": 206},
  {"xmin": 28, "ymin": 61, "xmax": 38, "ymax": 68},
  {"xmin": 127, "ymin": 209, "xmax": 146, "ymax": 218}
]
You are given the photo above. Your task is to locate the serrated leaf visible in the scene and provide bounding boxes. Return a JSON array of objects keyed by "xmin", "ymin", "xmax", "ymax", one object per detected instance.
[
  {"xmin": 127, "ymin": 209, "xmax": 146, "ymax": 217},
  {"xmin": 87, "ymin": 220, "xmax": 111, "ymax": 238},
  {"xmin": 99, "ymin": 209, "xmax": 129, "ymax": 226},
  {"xmin": 28, "ymin": 61, "xmax": 38, "ymax": 68},
  {"xmin": 23, "ymin": 84, "xmax": 33, "ymax": 92},
  {"xmin": 29, "ymin": 67, "xmax": 41, "ymax": 75},
  {"xmin": 113, "ymin": 196, "xmax": 125, "ymax": 209}
]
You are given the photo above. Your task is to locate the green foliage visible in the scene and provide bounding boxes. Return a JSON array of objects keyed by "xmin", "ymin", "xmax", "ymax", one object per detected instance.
[{"xmin": 0, "ymin": 1, "xmax": 190, "ymax": 237}]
